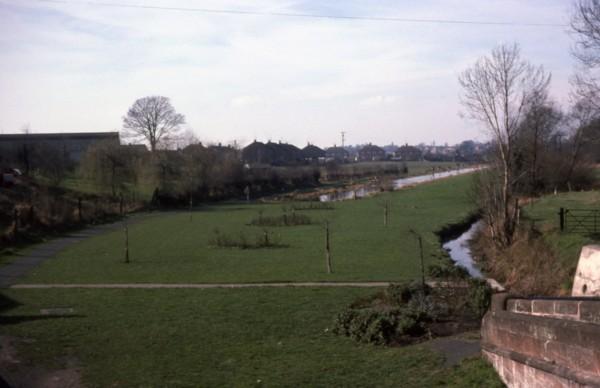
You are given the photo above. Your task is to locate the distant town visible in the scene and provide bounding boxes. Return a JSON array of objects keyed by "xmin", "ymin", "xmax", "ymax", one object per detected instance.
[{"xmin": 0, "ymin": 131, "xmax": 489, "ymax": 172}]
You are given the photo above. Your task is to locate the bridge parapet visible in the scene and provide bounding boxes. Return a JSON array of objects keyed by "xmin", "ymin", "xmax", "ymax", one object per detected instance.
[{"xmin": 482, "ymin": 293, "xmax": 600, "ymax": 387}]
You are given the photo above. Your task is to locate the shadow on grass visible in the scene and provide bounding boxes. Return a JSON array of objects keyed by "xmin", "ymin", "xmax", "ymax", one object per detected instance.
[{"xmin": 0, "ymin": 293, "xmax": 84, "ymax": 326}]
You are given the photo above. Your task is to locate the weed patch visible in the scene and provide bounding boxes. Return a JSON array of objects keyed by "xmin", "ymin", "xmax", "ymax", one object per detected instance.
[
  {"xmin": 209, "ymin": 228, "xmax": 287, "ymax": 249},
  {"xmin": 249, "ymin": 210, "xmax": 313, "ymax": 227},
  {"xmin": 289, "ymin": 202, "xmax": 334, "ymax": 211}
]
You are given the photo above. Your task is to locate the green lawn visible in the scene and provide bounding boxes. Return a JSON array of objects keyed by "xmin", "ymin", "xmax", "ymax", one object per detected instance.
[
  {"xmin": 0, "ymin": 173, "xmax": 504, "ymax": 387},
  {"xmin": 20, "ymin": 174, "xmax": 476, "ymax": 284},
  {"xmin": 524, "ymin": 189, "xmax": 600, "ymax": 283},
  {"xmin": 1, "ymin": 288, "xmax": 502, "ymax": 387}
]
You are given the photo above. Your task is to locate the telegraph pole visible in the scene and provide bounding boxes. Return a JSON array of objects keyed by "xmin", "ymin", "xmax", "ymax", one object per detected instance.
[{"xmin": 341, "ymin": 131, "xmax": 346, "ymax": 149}]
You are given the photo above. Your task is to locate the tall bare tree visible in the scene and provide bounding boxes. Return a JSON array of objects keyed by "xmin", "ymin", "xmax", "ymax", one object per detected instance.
[
  {"xmin": 459, "ymin": 43, "xmax": 550, "ymax": 245},
  {"xmin": 571, "ymin": 0, "xmax": 600, "ymax": 108},
  {"xmin": 514, "ymin": 100, "xmax": 562, "ymax": 194},
  {"xmin": 122, "ymin": 96, "xmax": 185, "ymax": 152}
]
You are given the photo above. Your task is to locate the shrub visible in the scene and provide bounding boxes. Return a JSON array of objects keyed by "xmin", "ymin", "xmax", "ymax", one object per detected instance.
[
  {"xmin": 333, "ymin": 280, "xmax": 492, "ymax": 346},
  {"xmin": 333, "ymin": 307, "xmax": 421, "ymax": 345},
  {"xmin": 249, "ymin": 211, "xmax": 312, "ymax": 227},
  {"xmin": 290, "ymin": 202, "xmax": 334, "ymax": 211},
  {"xmin": 467, "ymin": 279, "xmax": 492, "ymax": 318},
  {"xmin": 209, "ymin": 228, "xmax": 287, "ymax": 249},
  {"xmin": 386, "ymin": 281, "xmax": 431, "ymax": 305},
  {"xmin": 428, "ymin": 263, "xmax": 470, "ymax": 279}
]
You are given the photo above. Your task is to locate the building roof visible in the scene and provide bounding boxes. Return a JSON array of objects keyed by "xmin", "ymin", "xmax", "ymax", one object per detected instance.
[
  {"xmin": 359, "ymin": 144, "xmax": 385, "ymax": 153},
  {"xmin": 301, "ymin": 144, "xmax": 325, "ymax": 159},
  {"xmin": 0, "ymin": 132, "xmax": 119, "ymax": 142}
]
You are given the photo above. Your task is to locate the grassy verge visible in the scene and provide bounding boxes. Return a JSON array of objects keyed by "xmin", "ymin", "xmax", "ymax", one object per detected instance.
[
  {"xmin": 1, "ymin": 288, "xmax": 502, "ymax": 387},
  {"xmin": 18, "ymin": 174, "xmax": 476, "ymax": 284},
  {"xmin": 524, "ymin": 189, "xmax": 600, "ymax": 288}
]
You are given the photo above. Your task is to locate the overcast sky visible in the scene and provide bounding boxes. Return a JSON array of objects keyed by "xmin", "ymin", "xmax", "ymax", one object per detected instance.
[{"xmin": 0, "ymin": 0, "xmax": 576, "ymax": 148}]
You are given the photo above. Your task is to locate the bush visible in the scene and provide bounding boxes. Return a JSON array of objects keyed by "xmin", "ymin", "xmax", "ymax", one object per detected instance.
[
  {"xmin": 209, "ymin": 228, "xmax": 287, "ymax": 249},
  {"xmin": 332, "ymin": 307, "xmax": 424, "ymax": 345},
  {"xmin": 290, "ymin": 202, "xmax": 334, "ymax": 211},
  {"xmin": 249, "ymin": 210, "xmax": 312, "ymax": 227},
  {"xmin": 386, "ymin": 281, "xmax": 431, "ymax": 305},
  {"xmin": 467, "ymin": 279, "xmax": 492, "ymax": 318},
  {"xmin": 333, "ymin": 280, "xmax": 492, "ymax": 346},
  {"xmin": 428, "ymin": 263, "xmax": 470, "ymax": 279}
]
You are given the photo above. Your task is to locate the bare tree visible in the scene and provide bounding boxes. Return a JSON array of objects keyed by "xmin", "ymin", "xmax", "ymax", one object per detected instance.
[
  {"xmin": 514, "ymin": 100, "xmax": 563, "ymax": 194},
  {"xmin": 563, "ymin": 98, "xmax": 599, "ymax": 185},
  {"xmin": 459, "ymin": 43, "xmax": 550, "ymax": 245},
  {"xmin": 122, "ymin": 96, "xmax": 185, "ymax": 152},
  {"xmin": 80, "ymin": 141, "xmax": 141, "ymax": 196},
  {"xmin": 571, "ymin": 0, "xmax": 600, "ymax": 108}
]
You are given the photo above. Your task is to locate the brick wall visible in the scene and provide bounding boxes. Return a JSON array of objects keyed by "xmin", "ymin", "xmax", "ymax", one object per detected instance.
[{"xmin": 482, "ymin": 293, "xmax": 600, "ymax": 387}]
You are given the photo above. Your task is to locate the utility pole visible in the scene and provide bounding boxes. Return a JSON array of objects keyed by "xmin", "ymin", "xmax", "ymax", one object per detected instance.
[{"xmin": 341, "ymin": 131, "xmax": 346, "ymax": 149}]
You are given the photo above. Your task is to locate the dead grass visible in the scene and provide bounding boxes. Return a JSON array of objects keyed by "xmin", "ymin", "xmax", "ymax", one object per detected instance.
[{"xmin": 471, "ymin": 225, "xmax": 568, "ymax": 296}]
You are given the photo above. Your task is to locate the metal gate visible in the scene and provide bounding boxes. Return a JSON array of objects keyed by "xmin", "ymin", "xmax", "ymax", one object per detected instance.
[{"xmin": 559, "ymin": 208, "xmax": 600, "ymax": 234}]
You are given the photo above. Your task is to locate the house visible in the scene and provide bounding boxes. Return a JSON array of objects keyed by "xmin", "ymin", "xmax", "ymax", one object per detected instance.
[
  {"xmin": 358, "ymin": 143, "xmax": 386, "ymax": 161},
  {"xmin": 301, "ymin": 143, "xmax": 326, "ymax": 162},
  {"xmin": 242, "ymin": 140, "xmax": 302, "ymax": 165},
  {"xmin": 325, "ymin": 146, "xmax": 349, "ymax": 162},
  {"xmin": 383, "ymin": 143, "xmax": 399, "ymax": 156},
  {"xmin": 394, "ymin": 145, "xmax": 423, "ymax": 161}
]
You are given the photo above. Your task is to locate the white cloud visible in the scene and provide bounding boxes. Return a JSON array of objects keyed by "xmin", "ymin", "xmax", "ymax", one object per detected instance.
[{"xmin": 0, "ymin": 0, "xmax": 575, "ymax": 146}]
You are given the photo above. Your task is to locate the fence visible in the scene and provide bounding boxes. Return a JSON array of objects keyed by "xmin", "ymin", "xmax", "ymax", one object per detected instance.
[
  {"xmin": 558, "ymin": 207, "xmax": 600, "ymax": 234},
  {"xmin": 2, "ymin": 193, "xmax": 140, "ymax": 244}
]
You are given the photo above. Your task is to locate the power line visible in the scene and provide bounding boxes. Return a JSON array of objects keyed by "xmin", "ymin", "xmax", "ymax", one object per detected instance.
[{"xmin": 26, "ymin": 0, "xmax": 568, "ymax": 28}]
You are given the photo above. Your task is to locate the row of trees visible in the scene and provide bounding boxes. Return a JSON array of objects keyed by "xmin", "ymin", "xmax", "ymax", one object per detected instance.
[
  {"xmin": 460, "ymin": 0, "xmax": 600, "ymax": 247},
  {"xmin": 79, "ymin": 140, "xmax": 322, "ymax": 205}
]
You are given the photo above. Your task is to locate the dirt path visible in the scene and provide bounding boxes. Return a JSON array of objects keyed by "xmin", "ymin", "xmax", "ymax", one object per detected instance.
[{"xmin": 0, "ymin": 213, "xmax": 158, "ymax": 288}]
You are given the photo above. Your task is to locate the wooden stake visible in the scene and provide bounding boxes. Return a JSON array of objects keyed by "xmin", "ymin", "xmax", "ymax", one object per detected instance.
[
  {"xmin": 384, "ymin": 200, "xmax": 389, "ymax": 227},
  {"xmin": 12, "ymin": 208, "xmax": 19, "ymax": 240},
  {"xmin": 119, "ymin": 193, "xmax": 124, "ymax": 216},
  {"xmin": 124, "ymin": 222, "xmax": 130, "ymax": 264},
  {"xmin": 325, "ymin": 221, "xmax": 332, "ymax": 274},
  {"xmin": 418, "ymin": 235, "xmax": 425, "ymax": 290}
]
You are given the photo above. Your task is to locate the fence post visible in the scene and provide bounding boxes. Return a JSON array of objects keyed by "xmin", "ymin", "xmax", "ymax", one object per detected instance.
[
  {"xmin": 325, "ymin": 221, "xmax": 332, "ymax": 274},
  {"xmin": 29, "ymin": 205, "xmax": 35, "ymax": 226},
  {"xmin": 418, "ymin": 235, "xmax": 425, "ymax": 290},
  {"xmin": 124, "ymin": 221, "xmax": 130, "ymax": 264},
  {"xmin": 559, "ymin": 207, "xmax": 565, "ymax": 231},
  {"xmin": 119, "ymin": 194, "xmax": 124, "ymax": 216},
  {"xmin": 12, "ymin": 208, "xmax": 19, "ymax": 240}
]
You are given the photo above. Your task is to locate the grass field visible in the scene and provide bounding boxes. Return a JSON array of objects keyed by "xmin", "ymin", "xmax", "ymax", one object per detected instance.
[
  {"xmin": 1, "ymin": 288, "xmax": 502, "ymax": 387},
  {"xmin": 524, "ymin": 189, "xmax": 600, "ymax": 283},
  {"xmin": 0, "ymin": 173, "xmax": 504, "ymax": 387},
  {"xmin": 19, "ymin": 174, "xmax": 476, "ymax": 284}
]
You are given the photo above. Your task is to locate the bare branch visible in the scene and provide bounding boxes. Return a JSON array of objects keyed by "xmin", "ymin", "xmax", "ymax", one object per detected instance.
[{"xmin": 122, "ymin": 96, "xmax": 185, "ymax": 152}]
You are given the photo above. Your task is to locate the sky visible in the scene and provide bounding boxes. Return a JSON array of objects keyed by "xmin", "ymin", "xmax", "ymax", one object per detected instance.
[{"xmin": 0, "ymin": 0, "xmax": 578, "ymax": 148}]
